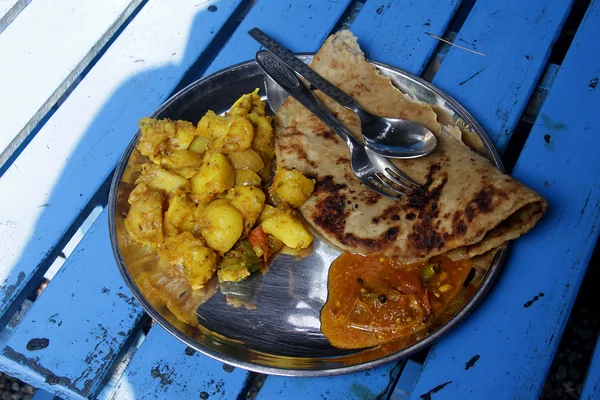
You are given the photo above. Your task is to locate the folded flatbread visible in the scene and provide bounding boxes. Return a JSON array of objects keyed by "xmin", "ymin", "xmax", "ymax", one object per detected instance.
[{"xmin": 274, "ymin": 30, "xmax": 546, "ymax": 264}]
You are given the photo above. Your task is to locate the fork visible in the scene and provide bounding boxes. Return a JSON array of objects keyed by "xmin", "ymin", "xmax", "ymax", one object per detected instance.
[{"xmin": 255, "ymin": 50, "xmax": 420, "ymax": 199}]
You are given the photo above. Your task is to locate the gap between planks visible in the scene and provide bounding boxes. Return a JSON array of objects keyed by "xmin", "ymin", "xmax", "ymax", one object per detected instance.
[{"xmin": 0, "ymin": 0, "xmax": 32, "ymax": 34}]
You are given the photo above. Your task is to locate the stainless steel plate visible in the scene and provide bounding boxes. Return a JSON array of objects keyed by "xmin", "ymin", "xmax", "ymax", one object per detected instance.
[{"xmin": 108, "ymin": 55, "xmax": 505, "ymax": 377}]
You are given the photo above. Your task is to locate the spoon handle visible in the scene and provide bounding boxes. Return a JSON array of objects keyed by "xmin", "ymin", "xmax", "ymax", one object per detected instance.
[
  {"xmin": 255, "ymin": 51, "xmax": 362, "ymax": 153},
  {"xmin": 248, "ymin": 28, "xmax": 363, "ymax": 113}
]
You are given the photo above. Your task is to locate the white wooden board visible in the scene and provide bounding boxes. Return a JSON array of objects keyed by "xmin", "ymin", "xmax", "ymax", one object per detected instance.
[{"xmin": 0, "ymin": 0, "xmax": 142, "ymax": 166}]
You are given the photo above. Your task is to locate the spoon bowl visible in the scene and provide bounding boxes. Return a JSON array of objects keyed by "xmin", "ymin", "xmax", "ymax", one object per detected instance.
[{"xmin": 356, "ymin": 108, "xmax": 438, "ymax": 158}]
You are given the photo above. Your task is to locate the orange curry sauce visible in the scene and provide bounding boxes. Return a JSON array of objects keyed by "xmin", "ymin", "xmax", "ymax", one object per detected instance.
[{"xmin": 321, "ymin": 253, "xmax": 471, "ymax": 349}]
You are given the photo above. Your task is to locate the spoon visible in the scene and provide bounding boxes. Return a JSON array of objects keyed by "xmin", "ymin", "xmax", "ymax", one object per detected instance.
[
  {"xmin": 257, "ymin": 50, "xmax": 421, "ymax": 199},
  {"xmin": 249, "ymin": 28, "xmax": 437, "ymax": 159}
]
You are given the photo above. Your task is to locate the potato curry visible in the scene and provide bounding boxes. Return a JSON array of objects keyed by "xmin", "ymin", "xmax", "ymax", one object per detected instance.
[{"xmin": 123, "ymin": 90, "xmax": 315, "ymax": 289}]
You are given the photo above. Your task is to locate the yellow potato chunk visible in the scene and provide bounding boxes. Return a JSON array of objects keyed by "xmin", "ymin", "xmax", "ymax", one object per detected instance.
[
  {"xmin": 161, "ymin": 150, "xmax": 204, "ymax": 171},
  {"xmin": 228, "ymin": 89, "xmax": 264, "ymax": 117},
  {"xmin": 137, "ymin": 118, "xmax": 196, "ymax": 163},
  {"xmin": 136, "ymin": 163, "xmax": 190, "ymax": 195},
  {"xmin": 260, "ymin": 207, "xmax": 313, "ymax": 249},
  {"xmin": 124, "ymin": 183, "xmax": 164, "ymax": 247},
  {"xmin": 270, "ymin": 168, "xmax": 315, "ymax": 208},
  {"xmin": 158, "ymin": 232, "xmax": 218, "ymax": 289},
  {"xmin": 168, "ymin": 120, "xmax": 197, "ymax": 152},
  {"xmin": 199, "ymin": 200, "xmax": 244, "ymax": 254},
  {"xmin": 161, "ymin": 150, "xmax": 204, "ymax": 179},
  {"xmin": 190, "ymin": 152, "xmax": 234, "ymax": 202},
  {"xmin": 196, "ymin": 110, "xmax": 222, "ymax": 139},
  {"xmin": 163, "ymin": 194, "xmax": 199, "ymax": 236},
  {"xmin": 258, "ymin": 204, "xmax": 278, "ymax": 222},
  {"xmin": 247, "ymin": 113, "xmax": 275, "ymax": 160},
  {"xmin": 225, "ymin": 186, "xmax": 265, "ymax": 233},
  {"xmin": 228, "ymin": 94, "xmax": 253, "ymax": 117},
  {"xmin": 136, "ymin": 118, "xmax": 169, "ymax": 162},
  {"xmin": 212, "ymin": 116, "xmax": 254, "ymax": 154},
  {"xmin": 195, "ymin": 92, "xmax": 264, "ymax": 155}
]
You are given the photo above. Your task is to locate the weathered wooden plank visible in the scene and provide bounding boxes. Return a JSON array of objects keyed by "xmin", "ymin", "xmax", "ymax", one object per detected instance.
[
  {"xmin": 581, "ymin": 335, "xmax": 600, "ymax": 399},
  {"xmin": 96, "ymin": 329, "xmax": 145, "ymax": 400},
  {"xmin": 349, "ymin": 0, "xmax": 462, "ymax": 75},
  {"xmin": 431, "ymin": 0, "xmax": 573, "ymax": 153},
  {"xmin": 410, "ymin": 1, "xmax": 600, "ymax": 397},
  {"xmin": 0, "ymin": 0, "xmax": 143, "ymax": 167},
  {"xmin": 258, "ymin": 361, "xmax": 404, "ymax": 400},
  {"xmin": 0, "ymin": 211, "xmax": 145, "ymax": 399},
  {"xmin": 202, "ymin": 0, "xmax": 352, "ymax": 76},
  {"xmin": 113, "ymin": 326, "xmax": 249, "ymax": 400},
  {"xmin": 0, "ymin": 0, "xmax": 242, "ymax": 327}
]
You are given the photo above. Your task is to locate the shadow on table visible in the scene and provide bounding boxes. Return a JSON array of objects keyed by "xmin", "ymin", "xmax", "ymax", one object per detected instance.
[{"xmin": 4, "ymin": 1, "xmax": 249, "ymax": 398}]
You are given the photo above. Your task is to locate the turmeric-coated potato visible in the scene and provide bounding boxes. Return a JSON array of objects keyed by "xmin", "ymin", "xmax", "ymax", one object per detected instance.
[
  {"xmin": 225, "ymin": 186, "xmax": 265, "ymax": 234},
  {"xmin": 260, "ymin": 206, "xmax": 313, "ymax": 249},
  {"xmin": 228, "ymin": 89, "xmax": 264, "ymax": 117},
  {"xmin": 168, "ymin": 120, "xmax": 197, "ymax": 153},
  {"xmin": 158, "ymin": 232, "xmax": 218, "ymax": 289},
  {"xmin": 196, "ymin": 110, "xmax": 221, "ymax": 139},
  {"xmin": 247, "ymin": 113, "xmax": 275, "ymax": 161},
  {"xmin": 136, "ymin": 163, "xmax": 190, "ymax": 195},
  {"xmin": 197, "ymin": 111, "xmax": 254, "ymax": 154},
  {"xmin": 161, "ymin": 150, "xmax": 204, "ymax": 171},
  {"xmin": 161, "ymin": 150, "xmax": 204, "ymax": 179},
  {"xmin": 190, "ymin": 152, "xmax": 234, "ymax": 202},
  {"xmin": 163, "ymin": 194, "xmax": 199, "ymax": 237},
  {"xmin": 212, "ymin": 116, "xmax": 254, "ymax": 154},
  {"xmin": 124, "ymin": 183, "xmax": 164, "ymax": 247},
  {"xmin": 137, "ymin": 118, "xmax": 169, "ymax": 163},
  {"xmin": 199, "ymin": 199, "xmax": 244, "ymax": 254},
  {"xmin": 137, "ymin": 118, "xmax": 196, "ymax": 163},
  {"xmin": 270, "ymin": 168, "xmax": 315, "ymax": 208},
  {"xmin": 258, "ymin": 204, "xmax": 278, "ymax": 222}
]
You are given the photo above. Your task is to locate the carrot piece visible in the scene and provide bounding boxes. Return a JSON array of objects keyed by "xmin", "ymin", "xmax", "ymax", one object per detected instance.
[{"xmin": 248, "ymin": 227, "xmax": 271, "ymax": 262}]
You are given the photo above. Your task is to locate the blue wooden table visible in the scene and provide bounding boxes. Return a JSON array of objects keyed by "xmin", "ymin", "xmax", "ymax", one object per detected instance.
[{"xmin": 0, "ymin": 0, "xmax": 599, "ymax": 399}]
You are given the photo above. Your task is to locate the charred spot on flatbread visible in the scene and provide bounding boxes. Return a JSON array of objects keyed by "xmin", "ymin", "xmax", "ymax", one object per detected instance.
[
  {"xmin": 342, "ymin": 227, "xmax": 400, "ymax": 252},
  {"xmin": 406, "ymin": 164, "xmax": 449, "ymax": 252},
  {"xmin": 312, "ymin": 176, "xmax": 349, "ymax": 238}
]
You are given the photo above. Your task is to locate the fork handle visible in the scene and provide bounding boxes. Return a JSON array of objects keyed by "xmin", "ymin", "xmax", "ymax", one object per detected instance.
[
  {"xmin": 249, "ymin": 28, "xmax": 365, "ymax": 116},
  {"xmin": 255, "ymin": 51, "xmax": 363, "ymax": 152}
]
